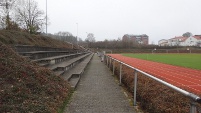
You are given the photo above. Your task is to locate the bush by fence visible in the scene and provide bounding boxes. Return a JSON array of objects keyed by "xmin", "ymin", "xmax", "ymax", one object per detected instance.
[{"xmin": 107, "ymin": 59, "xmax": 201, "ymax": 113}]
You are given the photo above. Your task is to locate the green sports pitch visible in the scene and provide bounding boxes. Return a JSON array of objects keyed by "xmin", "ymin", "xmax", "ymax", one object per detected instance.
[{"xmin": 122, "ymin": 53, "xmax": 201, "ymax": 70}]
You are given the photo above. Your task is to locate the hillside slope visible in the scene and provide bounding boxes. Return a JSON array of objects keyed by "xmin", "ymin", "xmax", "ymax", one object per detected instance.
[
  {"xmin": 0, "ymin": 30, "xmax": 76, "ymax": 49},
  {"xmin": 0, "ymin": 31, "xmax": 71, "ymax": 112}
]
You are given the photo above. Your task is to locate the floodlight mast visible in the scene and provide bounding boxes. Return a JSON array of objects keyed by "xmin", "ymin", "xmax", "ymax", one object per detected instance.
[
  {"xmin": 76, "ymin": 23, "xmax": 78, "ymax": 46},
  {"xmin": 46, "ymin": 0, "xmax": 47, "ymax": 34},
  {"xmin": 29, "ymin": 0, "xmax": 30, "ymax": 33}
]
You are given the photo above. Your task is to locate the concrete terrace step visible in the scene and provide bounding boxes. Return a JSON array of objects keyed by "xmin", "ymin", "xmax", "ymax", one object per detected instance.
[
  {"xmin": 22, "ymin": 55, "xmax": 32, "ymax": 59},
  {"xmin": 38, "ymin": 62, "xmax": 49, "ymax": 67},
  {"xmin": 33, "ymin": 53, "xmax": 82, "ymax": 62},
  {"xmin": 14, "ymin": 45, "xmax": 76, "ymax": 52},
  {"xmin": 68, "ymin": 74, "xmax": 80, "ymax": 89},
  {"xmin": 62, "ymin": 53, "xmax": 94, "ymax": 88},
  {"xmin": 71, "ymin": 53, "xmax": 94, "ymax": 75},
  {"xmin": 54, "ymin": 70, "xmax": 65, "ymax": 76},
  {"xmin": 32, "ymin": 52, "xmax": 86, "ymax": 66},
  {"xmin": 47, "ymin": 53, "xmax": 90, "ymax": 71},
  {"xmin": 18, "ymin": 51, "xmax": 77, "ymax": 60}
]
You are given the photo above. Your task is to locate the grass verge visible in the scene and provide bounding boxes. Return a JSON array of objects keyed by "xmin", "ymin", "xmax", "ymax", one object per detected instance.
[
  {"xmin": 57, "ymin": 88, "xmax": 74, "ymax": 113},
  {"xmin": 122, "ymin": 53, "xmax": 201, "ymax": 70}
]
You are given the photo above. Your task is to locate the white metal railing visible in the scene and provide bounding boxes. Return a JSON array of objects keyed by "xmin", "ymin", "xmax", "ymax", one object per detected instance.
[{"xmin": 104, "ymin": 55, "xmax": 201, "ymax": 113}]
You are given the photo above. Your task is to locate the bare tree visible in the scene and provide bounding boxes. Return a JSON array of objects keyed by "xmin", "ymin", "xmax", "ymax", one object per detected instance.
[
  {"xmin": 84, "ymin": 33, "xmax": 95, "ymax": 48},
  {"xmin": 85, "ymin": 33, "xmax": 96, "ymax": 42},
  {"xmin": 55, "ymin": 31, "xmax": 73, "ymax": 37},
  {"xmin": 53, "ymin": 31, "xmax": 77, "ymax": 43},
  {"xmin": 15, "ymin": 0, "xmax": 45, "ymax": 34}
]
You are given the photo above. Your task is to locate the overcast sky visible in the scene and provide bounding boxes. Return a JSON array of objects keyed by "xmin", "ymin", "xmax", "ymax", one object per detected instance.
[{"xmin": 35, "ymin": 0, "xmax": 201, "ymax": 44}]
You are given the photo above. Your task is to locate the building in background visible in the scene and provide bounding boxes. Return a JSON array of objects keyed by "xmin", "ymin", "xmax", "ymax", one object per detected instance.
[
  {"xmin": 122, "ymin": 34, "xmax": 149, "ymax": 45},
  {"xmin": 158, "ymin": 39, "xmax": 168, "ymax": 46},
  {"xmin": 158, "ymin": 35, "xmax": 201, "ymax": 47},
  {"xmin": 168, "ymin": 36, "xmax": 188, "ymax": 46},
  {"xmin": 194, "ymin": 35, "xmax": 201, "ymax": 47}
]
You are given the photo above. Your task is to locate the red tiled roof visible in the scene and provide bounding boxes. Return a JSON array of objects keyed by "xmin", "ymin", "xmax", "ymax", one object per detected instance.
[
  {"xmin": 169, "ymin": 36, "xmax": 188, "ymax": 42},
  {"xmin": 194, "ymin": 36, "xmax": 201, "ymax": 40}
]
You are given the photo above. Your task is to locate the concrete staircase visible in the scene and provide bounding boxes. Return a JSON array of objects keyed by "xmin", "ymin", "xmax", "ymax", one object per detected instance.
[{"xmin": 14, "ymin": 45, "xmax": 93, "ymax": 89}]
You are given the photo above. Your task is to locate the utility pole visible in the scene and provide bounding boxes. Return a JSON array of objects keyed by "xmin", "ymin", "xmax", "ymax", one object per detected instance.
[
  {"xmin": 28, "ymin": 0, "xmax": 31, "ymax": 33},
  {"xmin": 86, "ymin": 32, "xmax": 88, "ymax": 48},
  {"xmin": 46, "ymin": 0, "xmax": 47, "ymax": 34},
  {"xmin": 76, "ymin": 23, "xmax": 78, "ymax": 46}
]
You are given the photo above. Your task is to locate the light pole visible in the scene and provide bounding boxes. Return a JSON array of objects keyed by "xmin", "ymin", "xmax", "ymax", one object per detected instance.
[
  {"xmin": 46, "ymin": 0, "xmax": 47, "ymax": 34},
  {"xmin": 86, "ymin": 32, "xmax": 89, "ymax": 48},
  {"xmin": 27, "ymin": 0, "xmax": 30, "ymax": 33},
  {"xmin": 76, "ymin": 23, "xmax": 78, "ymax": 46}
]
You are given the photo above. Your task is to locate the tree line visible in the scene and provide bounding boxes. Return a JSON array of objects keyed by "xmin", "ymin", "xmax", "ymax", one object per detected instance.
[
  {"xmin": 88, "ymin": 39, "xmax": 156, "ymax": 49},
  {"xmin": 46, "ymin": 31, "xmax": 77, "ymax": 44},
  {"xmin": 45, "ymin": 32, "xmax": 96, "ymax": 46},
  {"xmin": 0, "ymin": 0, "xmax": 46, "ymax": 34}
]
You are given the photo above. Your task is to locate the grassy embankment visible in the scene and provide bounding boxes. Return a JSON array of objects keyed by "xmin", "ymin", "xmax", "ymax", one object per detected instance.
[
  {"xmin": 0, "ymin": 30, "xmax": 77, "ymax": 48},
  {"xmin": 0, "ymin": 30, "xmax": 74, "ymax": 112},
  {"xmin": 122, "ymin": 53, "xmax": 201, "ymax": 70}
]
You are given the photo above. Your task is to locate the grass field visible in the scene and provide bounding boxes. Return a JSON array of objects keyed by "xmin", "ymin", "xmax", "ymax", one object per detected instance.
[{"xmin": 122, "ymin": 53, "xmax": 201, "ymax": 70}]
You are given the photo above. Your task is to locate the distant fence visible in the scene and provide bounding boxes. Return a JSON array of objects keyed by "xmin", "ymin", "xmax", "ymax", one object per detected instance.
[
  {"xmin": 109, "ymin": 49, "xmax": 201, "ymax": 54},
  {"xmin": 104, "ymin": 54, "xmax": 201, "ymax": 113}
]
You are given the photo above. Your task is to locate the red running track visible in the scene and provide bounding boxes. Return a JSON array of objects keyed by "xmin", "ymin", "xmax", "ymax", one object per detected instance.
[{"xmin": 108, "ymin": 54, "xmax": 201, "ymax": 94}]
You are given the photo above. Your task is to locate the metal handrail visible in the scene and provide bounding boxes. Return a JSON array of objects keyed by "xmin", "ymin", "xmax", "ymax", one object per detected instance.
[{"xmin": 105, "ymin": 55, "xmax": 201, "ymax": 112}]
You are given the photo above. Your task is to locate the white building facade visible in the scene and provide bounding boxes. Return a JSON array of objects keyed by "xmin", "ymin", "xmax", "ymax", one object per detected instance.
[
  {"xmin": 158, "ymin": 36, "xmax": 201, "ymax": 47},
  {"xmin": 158, "ymin": 39, "xmax": 168, "ymax": 46},
  {"xmin": 179, "ymin": 36, "xmax": 197, "ymax": 46}
]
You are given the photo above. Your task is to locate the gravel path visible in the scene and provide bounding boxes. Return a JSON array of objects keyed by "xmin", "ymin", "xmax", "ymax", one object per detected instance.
[{"xmin": 64, "ymin": 54, "xmax": 136, "ymax": 113}]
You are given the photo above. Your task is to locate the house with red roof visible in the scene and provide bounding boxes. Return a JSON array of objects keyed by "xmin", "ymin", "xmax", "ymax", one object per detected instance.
[
  {"xmin": 159, "ymin": 35, "xmax": 201, "ymax": 47},
  {"xmin": 194, "ymin": 35, "xmax": 201, "ymax": 47},
  {"xmin": 167, "ymin": 36, "xmax": 185, "ymax": 46},
  {"xmin": 180, "ymin": 36, "xmax": 198, "ymax": 46}
]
